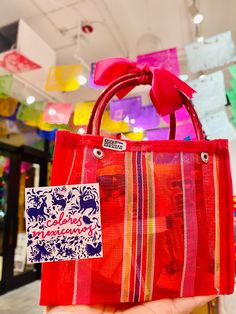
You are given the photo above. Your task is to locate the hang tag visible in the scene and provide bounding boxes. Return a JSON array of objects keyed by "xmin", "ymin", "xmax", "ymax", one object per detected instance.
[
  {"xmin": 25, "ymin": 183, "xmax": 102, "ymax": 263},
  {"xmin": 102, "ymin": 137, "xmax": 126, "ymax": 151}
]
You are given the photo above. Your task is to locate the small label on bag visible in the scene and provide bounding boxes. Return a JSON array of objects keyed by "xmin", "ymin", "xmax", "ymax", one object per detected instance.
[
  {"xmin": 25, "ymin": 183, "xmax": 102, "ymax": 263},
  {"xmin": 102, "ymin": 138, "xmax": 126, "ymax": 151}
]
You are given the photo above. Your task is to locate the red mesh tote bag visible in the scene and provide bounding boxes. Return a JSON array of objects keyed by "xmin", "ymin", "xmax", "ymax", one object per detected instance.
[{"xmin": 40, "ymin": 58, "xmax": 234, "ymax": 305}]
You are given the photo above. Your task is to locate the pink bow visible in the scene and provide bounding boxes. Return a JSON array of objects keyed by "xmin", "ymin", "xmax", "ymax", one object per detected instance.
[{"xmin": 94, "ymin": 58, "xmax": 195, "ymax": 116}]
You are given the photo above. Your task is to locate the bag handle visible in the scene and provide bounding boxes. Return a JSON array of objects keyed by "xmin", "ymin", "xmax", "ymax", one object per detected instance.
[
  {"xmin": 87, "ymin": 72, "xmax": 204, "ymax": 140},
  {"xmin": 87, "ymin": 73, "xmax": 177, "ymax": 139}
]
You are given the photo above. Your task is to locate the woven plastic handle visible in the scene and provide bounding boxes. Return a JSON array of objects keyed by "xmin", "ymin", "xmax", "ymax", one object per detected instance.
[{"xmin": 87, "ymin": 72, "xmax": 205, "ymax": 140}]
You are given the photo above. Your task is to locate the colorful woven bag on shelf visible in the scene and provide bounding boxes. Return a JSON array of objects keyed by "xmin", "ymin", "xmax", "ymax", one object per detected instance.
[{"xmin": 40, "ymin": 58, "xmax": 234, "ymax": 305}]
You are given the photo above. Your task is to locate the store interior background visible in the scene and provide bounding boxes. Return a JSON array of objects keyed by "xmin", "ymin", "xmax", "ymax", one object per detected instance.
[{"xmin": 0, "ymin": 0, "xmax": 235, "ymax": 313}]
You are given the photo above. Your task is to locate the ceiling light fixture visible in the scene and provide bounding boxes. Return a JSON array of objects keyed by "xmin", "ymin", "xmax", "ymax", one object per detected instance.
[
  {"xmin": 197, "ymin": 36, "xmax": 204, "ymax": 42},
  {"xmin": 189, "ymin": 2, "xmax": 204, "ymax": 25},
  {"xmin": 81, "ymin": 22, "xmax": 93, "ymax": 34},
  {"xmin": 124, "ymin": 116, "xmax": 129, "ymax": 123},
  {"xmin": 179, "ymin": 74, "xmax": 189, "ymax": 82},
  {"xmin": 199, "ymin": 74, "xmax": 206, "ymax": 80},
  {"xmin": 78, "ymin": 75, "xmax": 87, "ymax": 86},
  {"xmin": 78, "ymin": 128, "xmax": 85, "ymax": 134},
  {"xmin": 26, "ymin": 95, "xmax": 35, "ymax": 105},
  {"xmin": 48, "ymin": 108, "xmax": 57, "ymax": 116}
]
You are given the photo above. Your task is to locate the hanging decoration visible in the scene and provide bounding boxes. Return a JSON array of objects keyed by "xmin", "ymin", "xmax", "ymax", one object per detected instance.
[
  {"xmin": 189, "ymin": 71, "xmax": 227, "ymax": 118},
  {"xmin": 0, "ymin": 74, "xmax": 19, "ymax": 119},
  {"xmin": 124, "ymin": 131, "xmax": 144, "ymax": 140},
  {"xmin": 145, "ymin": 123, "xmax": 195, "ymax": 141},
  {"xmin": 130, "ymin": 105, "xmax": 160, "ymax": 129},
  {"xmin": 162, "ymin": 106, "xmax": 190, "ymax": 124},
  {"xmin": 232, "ymin": 116, "xmax": 236, "ymax": 128},
  {"xmin": 230, "ymin": 78, "xmax": 236, "ymax": 91},
  {"xmin": 0, "ymin": 19, "xmax": 55, "ymax": 73},
  {"xmin": 0, "ymin": 119, "xmax": 9, "ymax": 138},
  {"xmin": 38, "ymin": 113, "xmax": 55, "ymax": 131},
  {"xmin": 45, "ymin": 64, "xmax": 83, "ymax": 92},
  {"xmin": 47, "ymin": 123, "xmax": 71, "ymax": 131},
  {"xmin": 101, "ymin": 111, "xmax": 129, "ymax": 133},
  {"xmin": 0, "ymin": 96, "xmax": 18, "ymax": 117},
  {"xmin": 17, "ymin": 101, "xmax": 45, "ymax": 127},
  {"xmin": 39, "ymin": 112, "xmax": 78, "ymax": 133},
  {"xmin": 110, "ymin": 96, "xmax": 142, "ymax": 121},
  {"xmin": 227, "ymin": 65, "xmax": 236, "ymax": 127},
  {"xmin": 37, "ymin": 129, "xmax": 57, "ymax": 141},
  {"xmin": 6, "ymin": 120, "xmax": 19, "ymax": 134},
  {"xmin": 0, "ymin": 74, "xmax": 13, "ymax": 97},
  {"xmin": 229, "ymin": 64, "xmax": 236, "ymax": 81},
  {"xmin": 74, "ymin": 101, "xmax": 95, "ymax": 125},
  {"xmin": 146, "ymin": 128, "xmax": 169, "ymax": 140},
  {"xmin": 175, "ymin": 122, "xmax": 196, "ymax": 140},
  {"xmin": 185, "ymin": 31, "xmax": 235, "ymax": 73},
  {"xmin": 6, "ymin": 105, "xmax": 19, "ymax": 121},
  {"xmin": 43, "ymin": 102, "xmax": 72, "ymax": 125},
  {"xmin": 67, "ymin": 113, "xmax": 80, "ymax": 133},
  {"xmin": 136, "ymin": 47, "xmax": 180, "ymax": 75},
  {"xmin": 227, "ymin": 89, "xmax": 236, "ymax": 107},
  {"xmin": 0, "ymin": 51, "xmax": 40, "ymax": 73},
  {"xmin": 89, "ymin": 63, "xmax": 103, "ymax": 89},
  {"xmin": 201, "ymin": 110, "xmax": 236, "ymax": 140}
]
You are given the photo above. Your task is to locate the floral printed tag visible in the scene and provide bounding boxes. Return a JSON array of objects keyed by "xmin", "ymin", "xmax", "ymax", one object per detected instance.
[{"xmin": 25, "ymin": 184, "xmax": 102, "ymax": 263}]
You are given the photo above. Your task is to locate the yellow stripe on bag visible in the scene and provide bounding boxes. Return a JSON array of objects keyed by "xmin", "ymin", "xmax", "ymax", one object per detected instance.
[
  {"xmin": 144, "ymin": 152, "xmax": 156, "ymax": 301},
  {"xmin": 121, "ymin": 152, "xmax": 133, "ymax": 302}
]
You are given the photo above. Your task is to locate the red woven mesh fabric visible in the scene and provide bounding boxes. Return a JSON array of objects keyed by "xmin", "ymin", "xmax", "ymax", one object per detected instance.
[{"xmin": 40, "ymin": 131, "xmax": 234, "ymax": 305}]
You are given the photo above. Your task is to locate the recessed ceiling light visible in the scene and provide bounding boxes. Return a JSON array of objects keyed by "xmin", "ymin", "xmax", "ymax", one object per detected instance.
[{"xmin": 189, "ymin": 4, "xmax": 204, "ymax": 25}]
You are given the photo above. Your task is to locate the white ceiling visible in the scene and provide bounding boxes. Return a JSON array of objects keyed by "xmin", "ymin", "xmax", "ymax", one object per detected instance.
[{"xmin": 0, "ymin": 0, "xmax": 236, "ymax": 103}]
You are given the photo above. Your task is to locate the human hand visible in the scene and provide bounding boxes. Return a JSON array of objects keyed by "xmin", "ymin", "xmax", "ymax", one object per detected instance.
[{"xmin": 45, "ymin": 295, "xmax": 216, "ymax": 314}]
